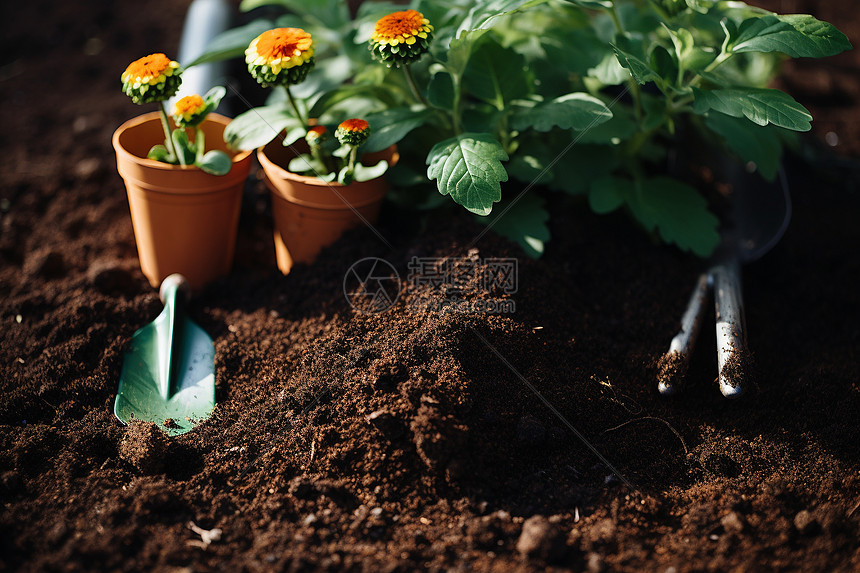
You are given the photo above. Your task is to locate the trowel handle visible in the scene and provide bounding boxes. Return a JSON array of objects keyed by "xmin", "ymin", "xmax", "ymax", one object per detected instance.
[
  {"xmin": 160, "ymin": 274, "xmax": 191, "ymax": 306},
  {"xmin": 712, "ymin": 257, "xmax": 747, "ymax": 398},
  {"xmin": 658, "ymin": 272, "xmax": 712, "ymax": 395}
]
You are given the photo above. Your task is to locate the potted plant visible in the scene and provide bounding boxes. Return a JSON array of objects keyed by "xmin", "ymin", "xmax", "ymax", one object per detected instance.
[
  {"xmin": 113, "ymin": 53, "xmax": 253, "ymax": 291},
  {"xmin": 208, "ymin": 27, "xmax": 399, "ymax": 275},
  {"xmin": 193, "ymin": 0, "xmax": 849, "ymax": 259}
]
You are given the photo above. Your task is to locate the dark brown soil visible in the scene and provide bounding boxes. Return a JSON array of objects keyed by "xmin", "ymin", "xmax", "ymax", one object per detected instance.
[{"xmin": 2, "ymin": 1, "xmax": 860, "ymax": 571}]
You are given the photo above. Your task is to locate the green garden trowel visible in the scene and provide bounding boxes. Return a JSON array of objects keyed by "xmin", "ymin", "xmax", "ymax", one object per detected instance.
[{"xmin": 114, "ymin": 274, "xmax": 215, "ymax": 436}]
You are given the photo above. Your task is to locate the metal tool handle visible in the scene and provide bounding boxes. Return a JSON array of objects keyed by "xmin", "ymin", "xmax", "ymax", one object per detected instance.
[
  {"xmin": 658, "ymin": 272, "xmax": 712, "ymax": 395},
  {"xmin": 713, "ymin": 257, "xmax": 747, "ymax": 398},
  {"xmin": 159, "ymin": 274, "xmax": 191, "ymax": 305}
]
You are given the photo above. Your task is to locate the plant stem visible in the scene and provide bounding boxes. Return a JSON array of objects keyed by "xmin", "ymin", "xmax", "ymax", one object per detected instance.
[
  {"xmin": 195, "ymin": 127, "xmax": 205, "ymax": 164},
  {"xmin": 608, "ymin": 4, "xmax": 626, "ymax": 34},
  {"xmin": 402, "ymin": 64, "xmax": 430, "ymax": 108},
  {"xmin": 348, "ymin": 145, "xmax": 358, "ymax": 174},
  {"xmin": 159, "ymin": 103, "xmax": 182, "ymax": 165},
  {"xmin": 285, "ymin": 86, "xmax": 308, "ymax": 130}
]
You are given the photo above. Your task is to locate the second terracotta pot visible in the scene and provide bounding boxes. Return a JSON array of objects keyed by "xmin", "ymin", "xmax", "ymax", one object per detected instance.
[{"xmin": 258, "ymin": 141, "xmax": 399, "ymax": 275}]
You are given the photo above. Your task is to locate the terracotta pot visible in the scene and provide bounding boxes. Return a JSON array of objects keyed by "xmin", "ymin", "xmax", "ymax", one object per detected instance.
[
  {"xmin": 258, "ymin": 140, "xmax": 398, "ymax": 275},
  {"xmin": 113, "ymin": 112, "xmax": 253, "ymax": 291}
]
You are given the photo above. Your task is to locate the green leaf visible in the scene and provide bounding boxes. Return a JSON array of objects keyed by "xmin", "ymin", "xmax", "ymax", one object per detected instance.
[
  {"xmin": 731, "ymin": 14, "xmax": 851, "ymax": 58},
  {"xmin": 587, "ymin": 51, "xmax": 630, "ymax": 85},
  {"xmin": 611, "ymin": 35, "xmax": 661, "ymax": 85},
  {"xmin": 630, "ymin": 177, "xmax": 720, "ymax": 257},
  {"xmin": 692, "ymin": 87, "xmax": 812, "ymax": 131},
  {"xmin": 426, "ymin": 133, "xmax": 509, "ymax": 216},
  {"xmin": 511, "ymin": 93, "xmax": 613, "ymax": 132},
  {"xmin": 198, "ymin": 150, "xmax": 232, "ymax": 176},
  {"xmin": 287, "ymin": 154, "xmax": 327, "ymax": 176},
  {"xmin": 548, "ymin": 144, "xmax": 619, "ymax": 195},
  {"xmin": 588, "ymin": 176, "xmax": 627, "ymax": 214},
  {"xmin": 147, "ymin": 145, "xmax": 171, "ymax": 163},
  {"xmin": 446, "ymin": 29, "xmax": 488, "ymax": 77},
  {"xmin": 562, "ymin": 0, "xmax": 613, "ymax": 8},
  {"xmin": 224, "ymin": 105, "xmax": 305, "ymax": 150},
  {"xmin": 704, "ymin": 112, "xmax": 783, "ymax": 181},
  {"xmin": 241, "ymin": 0, "xmax": 349, "ymax": 26},
  {"xmin": 478, "ymin": 194, "xmax": 551, "ymax": 258},
  {"xmin": 685, "ymin": 0, "xmax": 715, "ymax": 14},
  {"xmin": 457, "ymin": 0, "xmax": 551, "ymax": 36},
  {"xmin": 463, "ymin": 36, "xmax": 531, "ymax": 106},
  {"xmin": 171, "ymin": 129, "xmax": 197, "ymax": 165},
  {"xmin": 427, "ymin": 68, "xmax": 455, "ymax": 109},
  {"xmin": 354, "ymin": 159, "xmax": 389, "ymax": 183},
  {"xmin": 185, "ymin": 19, "xmax": 274, "ymax": 67},
  {"xmin": 363, "ymin": 108, "xmax": 433, "ymax": 154},
  {"xmin": 573, "ymin": 104, "xmax": 637, "ymax": 144}
]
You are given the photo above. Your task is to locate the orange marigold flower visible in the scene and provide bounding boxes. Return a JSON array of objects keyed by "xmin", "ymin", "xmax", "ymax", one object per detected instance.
[
  {"xmin": 121, "ymin": 53, "xmax": 182, "ymax": 104},
  {"xmin": 335, "ymin": 119, "xmax": 371, "ymax": 146},
  {"xmin": 246, "ymin": 28, "xmax": 315, "ymax": 87},
  {"xmin": 369, "ymin": 10, "xmax": 434, "ymax": 68},
  {"xmin": 306, "ymin": 125, "xmax": 329, "ymax": 144}
]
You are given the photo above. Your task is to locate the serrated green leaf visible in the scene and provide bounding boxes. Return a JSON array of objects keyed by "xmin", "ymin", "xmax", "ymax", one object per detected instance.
[
  {"xmin": 731, "ymin": 14, "xmax": 851, "ymax": 58},
  {"xmin": 511, "ymin": 93, "xmax": 613, "ymax": 132},
  {"xmin": 588, "ymin": 176, "xmax": 627, "ymax": 214},
  {"xmin": 630, "ymin": 177, "xmax": 720, "ymax": 257},
  {"xmin": 363, "ymin": 108, "xmax": 433, "ymax": 154},
  {"xmin": 611, "ymin": 36, "xmax": 661, "ymax": 85},
  {"xmin": 463, "ymin": 36, "xmax": 531, "ymax": 106},
  {"xmin": 478, "ymin": 194, "xmax": 551, "ymax": 258},
  {"xmin": 185, "ymin": 19, "xmax": 274, "ymax": 67},
  {"xmin": 199, "ymin": 150, "xmax": 232, "ymax": 176},
  {"xmin": 224, "ymin": 106, "xmax": 305, "ymax": 150},
  {"xmin": 426, "ymin": 133, "xmax": 509, "ymax": 216},
  {"xmin": 704, "ymin": 112, "xmax": 783, "ymax": 181},
  {"xmin": 692, "ymin": 87, "xmax": 812, "ymax": 131}
]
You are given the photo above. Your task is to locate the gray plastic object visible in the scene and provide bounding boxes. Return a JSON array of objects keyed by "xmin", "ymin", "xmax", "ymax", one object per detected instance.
[{"xmin": 172, "ymin": 0, "xmax": 232, "ymax": 108}]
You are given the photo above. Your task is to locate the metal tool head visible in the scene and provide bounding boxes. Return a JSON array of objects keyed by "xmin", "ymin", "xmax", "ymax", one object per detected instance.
[
  {"xmin": 114, "ymin": 274, "xmax": 216, "ymax": 436},
  {"xmin": 732, "ymin": 167, "xmax": 791, "ymax": 263}
]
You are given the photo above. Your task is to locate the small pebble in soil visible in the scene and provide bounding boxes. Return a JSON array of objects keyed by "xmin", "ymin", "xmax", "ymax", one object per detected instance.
[
  {"xmin": 516, "ymin": 515, "xmax": 564, "ymax": 562},
  {"xmin": 721, "ymin": 511, "xmax": 745, "ymax": 534},
  {"xmin": 793, "ymin": 510, "xmax": 819, "ymax": 535},
  {"xmin": 119, "ymin": 420, "xmax": 169, "ymax": 474}
]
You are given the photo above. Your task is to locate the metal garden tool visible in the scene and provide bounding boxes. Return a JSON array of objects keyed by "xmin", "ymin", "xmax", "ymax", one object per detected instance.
[
  {"xmin": 658, "ymin": 168, "xmax": 791, "ymax": 398},
  {"xmin": 114, "ymin": 274, "xmax": 216, "ymax": 435}
]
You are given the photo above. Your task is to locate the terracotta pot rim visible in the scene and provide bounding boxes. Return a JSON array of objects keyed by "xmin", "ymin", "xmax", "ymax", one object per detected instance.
[{"xmin": 112, "ymin": 111, "xmax": 252, "ymax": 171}]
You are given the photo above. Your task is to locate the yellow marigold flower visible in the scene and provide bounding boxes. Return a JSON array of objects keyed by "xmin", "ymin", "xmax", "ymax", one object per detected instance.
[
  {"xmin": 369, "ymin": 10, "xmax": 434, "ymax": 68},
  {"xmin": 121, "ymin": 53, "xmax": 182, "ymax": 104},
  {"xmin": 246, "ymin": 28, "xmax": 315, "ymax": 87},
  {"xmin": 335, "ymin": 119, "xmax": 371, "ymax": 146},
  {"xmin": 172, "ymin": 94, "xmax": 207, "ymax": 127}
]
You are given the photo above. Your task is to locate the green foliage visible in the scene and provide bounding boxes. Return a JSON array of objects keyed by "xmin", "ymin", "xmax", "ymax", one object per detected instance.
[
  {"xmin": 426, "ymin": 133, "xmax": 509, "ymax": 216},
  {"xmin": 189, "ymin": 0, "xmax": 849, "ymax": 257}
]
